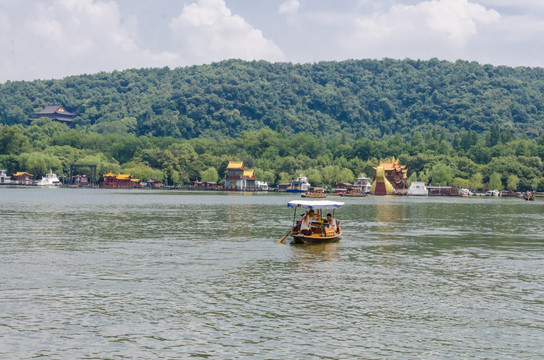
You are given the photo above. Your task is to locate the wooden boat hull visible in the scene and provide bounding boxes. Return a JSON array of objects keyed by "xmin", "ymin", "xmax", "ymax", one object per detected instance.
[
  {"xmin": 291, "ymin": 231, "xmax": 342, "ymax": 244},
  {"xmin": 301, "ymin": 193, "xmax": 327, "ymax": 198}
]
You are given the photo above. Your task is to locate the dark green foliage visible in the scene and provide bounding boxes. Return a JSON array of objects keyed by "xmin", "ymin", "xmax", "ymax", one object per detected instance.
[{"xmin": 2, "ymin": 59, "xmax": 544, "ymax": 139}]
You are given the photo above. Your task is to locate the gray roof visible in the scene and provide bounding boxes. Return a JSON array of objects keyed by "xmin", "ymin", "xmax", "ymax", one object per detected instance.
[{"xmin": 35, "ymin": 105, "xmax": 76, "ymax": 116}]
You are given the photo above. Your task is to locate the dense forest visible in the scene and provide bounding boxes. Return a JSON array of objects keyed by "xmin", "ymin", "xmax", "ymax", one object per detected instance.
[
  {"xmin": 1, "ymin": 59, "xmax": 544, "ymax": 191},
  {"xmin": 1, "ymin": 59, "xmax": 544, "ymax": 139}
]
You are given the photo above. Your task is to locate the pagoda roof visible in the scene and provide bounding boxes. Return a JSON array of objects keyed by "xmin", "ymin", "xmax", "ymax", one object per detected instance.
[
  {"xmin": 35, "ymin": 105, "xmax": 77, "ymax": 116},
  {"xmin": 104, "ymin": 171, "xmax": 117, "ymax": 177},
  {"xmin": 243, "ymin": 169, "xmax": 255, "ymax": 179},
  {"xmin": 373, "ymin": 157, "xmax": 407, "ymax": 172},
  {"xmin": 13, "ymin": 171, "xmax": 33, "ymax": 177},
  {"xmin": 227, "ymin": 161, "xmax": 244, "ymax": 170}
]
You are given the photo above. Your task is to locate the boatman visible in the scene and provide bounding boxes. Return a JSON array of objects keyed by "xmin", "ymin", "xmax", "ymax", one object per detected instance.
[{"xmin": 300, "ymin": 210, "xmax": 315, "ymax": 235}]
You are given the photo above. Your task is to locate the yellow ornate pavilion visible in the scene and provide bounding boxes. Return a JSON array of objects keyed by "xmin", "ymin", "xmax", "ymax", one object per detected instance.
[{"xmin": 371, "ymin": 157, "xmax": 408, "ymax": 195}]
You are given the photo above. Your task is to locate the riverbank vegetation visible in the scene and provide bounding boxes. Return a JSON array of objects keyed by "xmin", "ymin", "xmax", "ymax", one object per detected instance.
[{"xmin": 1, "ymin": 120, "xmax": 543, "ymax": 191}]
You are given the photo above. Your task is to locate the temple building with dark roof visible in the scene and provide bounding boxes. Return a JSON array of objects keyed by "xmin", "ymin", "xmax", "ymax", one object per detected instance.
[{"xmin": 28, "ymin": 105, "xmax": 77, "ymax": 127}]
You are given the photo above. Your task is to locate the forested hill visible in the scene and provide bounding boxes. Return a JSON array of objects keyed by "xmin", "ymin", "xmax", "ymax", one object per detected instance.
[{"xmin": 1, "ymin": 58, "xmax": 544, "ymax": 139}]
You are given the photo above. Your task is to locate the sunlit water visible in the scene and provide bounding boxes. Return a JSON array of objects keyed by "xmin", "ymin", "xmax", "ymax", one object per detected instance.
[{"xmin": 1, "ymin": 188, "xmax": 543, "ymax": 359}]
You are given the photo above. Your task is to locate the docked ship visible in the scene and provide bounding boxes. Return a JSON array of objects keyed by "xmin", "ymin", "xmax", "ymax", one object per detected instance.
[
  {"xmin": 353, "ymin": 176, "xmax": 372, "ymax": 194},
  {"xmin": 37, "ymin": 170, "xmax": 61, "ymax": 187},
  {"xmin": 286, "ymin": 175, "xmax": 311, "ymax": 193},
  {"xmin": 407, "ymin": 181, "xmax": 428, "ymax": 196}
]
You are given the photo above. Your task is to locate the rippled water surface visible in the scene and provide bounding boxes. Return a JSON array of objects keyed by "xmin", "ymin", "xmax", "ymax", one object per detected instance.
[{"xmin": 1, "ymin": 188, "xmax": 544, "ymax": 359}]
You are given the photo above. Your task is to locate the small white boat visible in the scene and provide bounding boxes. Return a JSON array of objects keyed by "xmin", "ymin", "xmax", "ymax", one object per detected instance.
[
  {"xmin": 0, "ymin": 169, "xmax": 12, "ymax": 184},
  {"xmin": 486, "ymin": 190, "xmax": 500, "ymax": 197},
  {"xmin": 407, "ymin": 181, "xmax": 428, "ymax": 196},
  {"xmin": 37, "ymin": 170, "xmax": 61, "ymax": 187},
  {"xmin": 458, "ymin": 188, "xmax": 473, "ymax": 197}
]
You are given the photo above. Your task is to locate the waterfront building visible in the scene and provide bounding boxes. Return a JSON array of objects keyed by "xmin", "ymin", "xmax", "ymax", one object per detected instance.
[
  {"xmin": 101, "ymin": 172, "xmax": 141, "ymax": 188},
  {"xmin": 12, "ymin": 172, "xmax": 33, "ymax": 185},
  {"xmin": 224, "ymin": 161, "xmax": 257, "ymax": 191}
]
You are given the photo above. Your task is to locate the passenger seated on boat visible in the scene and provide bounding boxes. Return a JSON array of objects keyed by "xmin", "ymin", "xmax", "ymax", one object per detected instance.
[
  {"xmin": 326, "ymin": 213, "xmax": 338, "ymax": 233},
  {"xmin": 300, "ymin": 210, "xmax": 315, "ymax": 235}
]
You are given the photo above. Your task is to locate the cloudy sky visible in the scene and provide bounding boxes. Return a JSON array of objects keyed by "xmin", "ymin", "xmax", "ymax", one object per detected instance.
[{"xmin": 1, "ymin": 0, "xmax": 543, "ymax": 83}]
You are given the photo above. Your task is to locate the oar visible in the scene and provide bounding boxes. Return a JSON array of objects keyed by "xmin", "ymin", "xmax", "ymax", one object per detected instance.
[{"xmin": 277, "ymin": 228, "xmax": 292, "ymax": 243}]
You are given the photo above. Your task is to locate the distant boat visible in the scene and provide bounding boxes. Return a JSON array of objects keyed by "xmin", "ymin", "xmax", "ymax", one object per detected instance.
[
  {"xmin": 301, "ymin": 187, "xmax": 327, "ymax": 198},
  {"xmin": 458, "ymin": 188, "xmax": 473, "ymax": 197},
  {"xmin": 353, "ymin": 176, "xmax": 372, "ymax": 194},
  {"xmin": 286, "ymin": 175, "xmax": 311, "ymax": 193},
  {"xmin": 37, "ymin": 170, "xmax": 61, "ymax": 187},
  {"xmin": 0, "ymin": 169, "xmax": 12, "ymax": 185},
  {"xmin": 523, "ymin": 191, "xmax": 535, "ymax": 201},
  {"xmin": 486, "ymin": 190, "xmax": 500, "ymax": 197},
  {"xmin": 407, "ymin": 182, "xmax": 428, "ymax": 196}
]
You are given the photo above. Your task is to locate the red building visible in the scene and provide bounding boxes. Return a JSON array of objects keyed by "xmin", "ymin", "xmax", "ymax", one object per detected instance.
[
  {"xmin": 12, "ymin": 172, "xmax": 33, "ymax": 185},
  {"xmin": 101, "ymin": 172, "xmax": 141, "ymax": 188}
]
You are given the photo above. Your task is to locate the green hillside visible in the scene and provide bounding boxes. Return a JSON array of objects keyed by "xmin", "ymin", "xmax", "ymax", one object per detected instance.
[{"xmin": 2, "ymin": 58, "xmax": 544, "ymax": 139}]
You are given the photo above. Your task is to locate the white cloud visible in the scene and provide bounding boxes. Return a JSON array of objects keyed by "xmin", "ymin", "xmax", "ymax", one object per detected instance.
[
  {"xmin": 169, "ymin": 0, "xmax": 284, "ymax": 64},
  {"xmin": 0, "ymin": 0, "xmax": 179, "ymax": 82},
  {"xmin": 279, "ymin": 0, "xmax": 300, "ymax": 15},
  {"xmin": 354, "ymin": 0, "xmax": 500, "ymax": 47}
]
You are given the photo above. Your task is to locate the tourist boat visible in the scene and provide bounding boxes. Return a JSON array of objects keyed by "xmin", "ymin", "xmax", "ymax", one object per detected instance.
[
  {"xmin": 353, "ymin": 176, "xmax": 372, "ymax": 194},
  {"xmin": 301, "ymin": 192, "xmax": 327, "ymax": 198},
  {"xmin": 523, "ymin": 191, "xmax": 535, "ymax": 201},
  {"xmin": 301, "ymin": 187, "xmax": 327, "ymax": 198},
  {"xmin": 37, "ymin": 169, "xmax": 61, "ymax": 187},
  {"xmin": 458, "ymin": 188, "xmax": 472, "ymax": 197},
  {"xmin": 280, "ymin": 200, "xmax": 344, "ymax": 244},
  {"xmin": 286, "ymin": 175, "xmax": 311, "ymax": 193},
  {"xmin": 407, "ymin": 181, "xmax": 428, "ymax": 196}
]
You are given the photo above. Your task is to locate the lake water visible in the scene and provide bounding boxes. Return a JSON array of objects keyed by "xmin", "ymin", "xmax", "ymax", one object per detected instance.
[{"xmin": 1, "ymin": 188, "xmax": 543, "ymax": 359}]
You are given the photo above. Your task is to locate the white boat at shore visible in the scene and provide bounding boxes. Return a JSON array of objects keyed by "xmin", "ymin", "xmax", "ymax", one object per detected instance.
[
  {"xmin": 37, "ymin": 170, "xmax": 61, "ymax": 187},
  {"xmin": 407, "ymin": 181, "xmax": 428, "ymax": 196},
  {"xmin": 0, "ymin": 169, "xmax": 12, "ymax": 184},
  {"xmin": 286, "ymin": 175, "xmax": 311, "ymax": 193}
]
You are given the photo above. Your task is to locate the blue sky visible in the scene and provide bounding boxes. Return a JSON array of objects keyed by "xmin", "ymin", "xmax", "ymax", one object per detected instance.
[{"xmin": 1, "ymin": 0, "xmax": 543, "ymax": 82}]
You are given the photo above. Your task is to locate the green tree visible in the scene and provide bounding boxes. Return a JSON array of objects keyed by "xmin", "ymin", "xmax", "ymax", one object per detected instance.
[
  {"xmin": 469, "ymin": 173, "xmax": 484, "ymax": 191},
  {"xmin": 17, "ymin": 152, "xmax": 62, "ymax": 177},
  {"xmin": 0, "ymin": 125, "xmax": 30, "ymax": 155},
  {"xmin": 452, "ymin": 177, "xmax": 470, "ymax": 189},
  {"xmin": 506, "ymin": 174, "xmax": 520, "ymax": 190},
  {"xmin": 407, "ymin": 171, "xmax": 418, "ymax": 185},
  {"xmin": 488, "ymin": 172, "xmax": 503, "ymax": 190},
  {"xmin": 200, "ymin": 167, "xmax": 219, "ymax": 183},
  {"xmin": 278, "ymin": 172, "xmax": 291, "ymax": 184},
  {"xmin": 429, "ymin": 163, "xmax": 454, "ymax": 186}
]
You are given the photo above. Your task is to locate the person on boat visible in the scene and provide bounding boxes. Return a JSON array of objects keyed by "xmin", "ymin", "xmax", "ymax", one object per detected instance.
[
  {"xmin": 325, "ymin": 213, "xmax": 338, "ymax": 233},
  {"xmin": 300, "ymin": 210, "xmax": 316, "ymax": 235}
]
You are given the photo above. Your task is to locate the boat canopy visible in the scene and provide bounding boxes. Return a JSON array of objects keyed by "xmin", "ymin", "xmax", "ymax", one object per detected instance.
[{"xmin": 287, "ymin": 200, "xmax": 344, "ymax": 209}]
